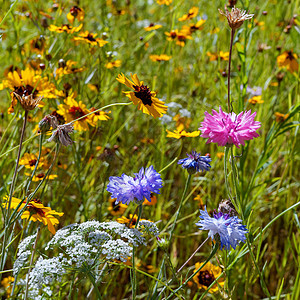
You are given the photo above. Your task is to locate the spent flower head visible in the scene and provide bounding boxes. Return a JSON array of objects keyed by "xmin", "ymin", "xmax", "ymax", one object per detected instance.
[
  {"xmin": 13, "ymin": 92, "xmax": 44, "ymax": 111},
  {"xmin": 196, "ymin": 207, "xmax": 247, "ymax": 250},
  {"xmin": 48, "ymin": 123, "xmax": 74, "ymax": 146},
  {"xmin": 178, "ymin": 151, "xmax": 211, "ymax": 174},
  {"xmin": 218, "ymin": 6, "xmax": 254, "ymax": 30},
  {"xmin": 199, "ymin": 106, "xmax": 261, "ymax": 148},
  {"xmin": 107, "ymin": 166, "xmax": 163, "ymax": 205}
]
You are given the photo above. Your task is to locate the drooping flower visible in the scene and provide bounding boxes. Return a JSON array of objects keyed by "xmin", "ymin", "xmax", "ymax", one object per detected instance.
[
  {"xmin": 196, "ymin": 207, "xmax": 247, "ymax": 250},
  {"xmin": 108, "ymin": 197, "xmax": 128, "ymax": 216},
  {"xmin": 116, "ymin": 73, "xmax": 168, "ymax": 118},
  {"xmin": 107, "ymin": 166, "xmax": 163, "ymax": 205},
  {"xmin": 277, "ymin": 50, "xmax": 299, "ymax": 73},
  {"xmin": 2, "ymin": 197, "xmax": 63, "ymax": 234},
  {"xmin": 193, "ymin": 261, "xmax": 224, "ymax": 292},
  {"xmin": 73, "ymin": 31, "xmax": 108, "ymax": 47},
  {"xmin": 178, "ymin": 151, "xmax": 211, "ymax": 174},
  {"xmin": 47, "ymin": 123, "xmax": 74, "ymax": 147},
  {"xmin": 199, "ymin": 106, "xmax": 261, "ymax": 148},
  {"xmin": 218, "ymin": 6, "xmax": 254, "ymax": 30}
]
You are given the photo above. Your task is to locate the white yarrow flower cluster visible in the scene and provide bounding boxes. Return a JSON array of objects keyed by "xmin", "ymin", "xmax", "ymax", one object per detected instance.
[{"xmin": 24, "ymin": 220, "xmax": 154, "ymax": 298}]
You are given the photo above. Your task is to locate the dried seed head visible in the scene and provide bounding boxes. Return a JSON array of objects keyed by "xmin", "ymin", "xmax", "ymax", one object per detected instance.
[
  {"xmin": 218, "ymin": 199, "xmax": 238, "ymax": 217},
  {"xmin": 219, "ymin": 6, "xmax": 254, "ymax": 30},
  {"xmin": 39, "ymin": 115, "xmax": 59, "ymax": 133},
  {"xmin": 13, "ymin": 93, "xmax": 43, "ymax": 111},
  {"xmin": 48, "ymin": 123, "xmax": 74, "ymax": 146}
]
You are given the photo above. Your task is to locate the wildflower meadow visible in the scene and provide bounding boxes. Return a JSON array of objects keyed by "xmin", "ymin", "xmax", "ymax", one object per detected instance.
[{"xmin": 0, "ymin": 0, "xmax": 299, "ymax": 299}]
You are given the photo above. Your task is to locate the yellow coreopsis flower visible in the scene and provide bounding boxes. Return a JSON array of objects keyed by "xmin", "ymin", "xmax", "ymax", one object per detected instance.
[
  {"xmin": 166, "ymin": 129, "xmax": 200, "ymax": 139},
  {"xmin": 178, "ymin": 7, "xmax": 199, "ymax": 22},
  {"xmin": 67, "ymin": 6, "xmax": 85, "ymax": 24},
  {"xmin": 277, "ymin": 50, "xmax": 299, "ymax": 73},
  {"xmin": 144, "ymin": 23, "xmax": 162, "ymax": 31},
  {"xmin": 149, "ymin": 54, "xmax": 172, "ymax": 62},
  {"xmin": 108, "ymin": 197, "xmax": 128, "ymax": 216},
  {"xmin": 193, "ymin": 261, "xmax": 224, "ymax": 292},
  {"xmin": 25, "ymin": 172, "xmax": 58, "ymax": 182},
  {"xmin": 181, "ymin": 19, "xmax": 206, "ymax": 34},
  {"xmin": 48, "ymin": 23, "xmax": 83, "ymax": 34},
  {"xmin": 207, "ymin": 51, "xmax": 229, "ymax": 61},
  {"xmin": 0, "ymin": 67, "xmax": 57, "ymax": 113},
  {"xmin": 55, "ymin": 60, "xmax": 85, "ymax": 76},
  {"xmin": 2, "ymin": 197, "xmax": 63, "ymax": 234},
  {"xmin": 73, "ymin": 31, "xmax": 108, "ymax": 47},
  {"xmin": 105, "ymin": 60, "xmax": 122, "ymax": 69},
  {"xmin": 248, "ymin": 95, "xmax": 264, "ymax": 105},
  {"xmin": 1, "ymin": 276, "xmax": 14, "ymax": 297},
  {"xmin": 117, "ymin": 214, "xmax": 146, "ymax": 229},
  {"xmin": 19, "ymin": 153, "xmax": 45, "ymax": 170},
  {"xmin": 156, "ymin": 0, "xmax": 172, "ymax": 5},
  {"xmin": 116, "ymin": 73, "xmax": 168, "ymax": 118}
]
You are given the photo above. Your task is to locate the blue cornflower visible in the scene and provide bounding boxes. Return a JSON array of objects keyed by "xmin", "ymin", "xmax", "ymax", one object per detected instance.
[
  {"xmin": 107, "ymin": 166, "xmax": 163, "ymax": 205},
  {"xmin": 196, "ymin": 207, "xmax": 248, "ymax": 250},
  {"xmin": 178, "ymin": 151, "xmax": 211, "ymax": 174}
]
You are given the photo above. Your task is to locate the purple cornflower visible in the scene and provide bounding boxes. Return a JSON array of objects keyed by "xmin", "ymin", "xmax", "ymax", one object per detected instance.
[
  {"xmin": 196, "ymin": 207, "xmax": 248, "ymax": 250},
  {"xmin": 107, "ymin": 166, "xmax": 163, "ymax": 205},
  {"xmin": 178, "ymin": 151, "xmax": 211, "ymax": 174},
  {"xmin": 199, "ymin": 106, "xmax": 261, "ymax": 148}
]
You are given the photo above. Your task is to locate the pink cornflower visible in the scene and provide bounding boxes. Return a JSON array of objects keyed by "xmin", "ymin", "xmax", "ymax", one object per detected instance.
[{"xmin": 199, "ymin": 106, "xmax": 261, "ymax": 148}]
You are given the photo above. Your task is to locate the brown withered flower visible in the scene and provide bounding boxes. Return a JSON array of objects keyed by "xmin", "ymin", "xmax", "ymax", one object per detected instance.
[
  {"xmin": 219, "ymin": 6, "xmax": 254, "ymax": 30},
  {"xmin": 48, "ymin": 123, "xmax": 74, "ymax": 146},
  {"xmin": 13, "ymin": 92, "xmax": 43, "ymax": 111}
]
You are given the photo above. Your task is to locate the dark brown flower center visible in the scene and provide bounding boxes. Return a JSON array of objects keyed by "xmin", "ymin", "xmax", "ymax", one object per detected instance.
[
  {"xmin": 170, "ymin": 32, "xmax": 177, "ymax": 39},
  {"xmin": 51, "ymin": 110, "xmax": 65, "ymax": 125},
  {"xmin": 28, "ymin": 159, "xmax": 37, "ymax": 166},
  {"xmin": 69, "ymin": 106, "xmax": 87, "ymax": 119},
  {"xmin": 36, "ymin": 173, "xmax": 45, "ymax": 179},
  {"xmin": 112, "ymin": 202, "xmax": 121, "ymax": 212},
  {"xmin": 28, "ymin": 198, "xmax": 46, "ymax": 216},
  {"xmin": 287, "ymin": 51, "xmax": 294, "ymax": 60},
  {"xmin": 86, "ymin": 34, "xmax": 96, "ymax": 42},
  {"xmin": 198, "ymin": 270, "xmax": 215, "ymax": 287},
  {"xmin": 133, "ymin": 84, "xmax": 153, "ymax": 106},
  {"xmin": 14, "ymin": 84, "xmax": 38, "ymax": 98},
  {"xmin": 70, "ymin": 6, "xmax": 81, "ymax": 17}
]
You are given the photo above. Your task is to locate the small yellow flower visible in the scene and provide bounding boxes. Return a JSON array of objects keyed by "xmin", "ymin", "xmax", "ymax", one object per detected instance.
[
  {"xmin": 1, "ymin": 276, "xmax": 14, "ymax": 296},
  {"xmin": 2, "ymin": 197, "xmax": 63, "ymax": 234},
  {"xmin": 73, "ymin": 31, "xmax": 108, "ymax": 47},
  {"xmin": 165, "ymin": 29, "xmax": 192, "ymax": 47},
  {"xmin": 277, "ymin": 51, "xmax": 299, "ymax": 73},
  {"xmin": 194, "ymin": 195, "xmax": 204, "ymax": 209},
  {"xmin": 166, "ymin": 129, "xmax": 200, "ymax": 139},
  {"xmin": 173, "ymin": 114, "xmax": 191, "ymax": 131},
  {"xmin": 117, "ymin": 214, "xmax": 145, "ymax": 229},
  {"xmin": 178, "ymin": 7, "xmax": 199, "ymax": 22},
  {"xmin": 193, "ymin": 261, "xmax": 224, "ymax": 292},
  {"xmin": 216, "ymin": 152, "xmax": 225, "ymax": 159},
  {"xmin": 19, "ymin": 153, "xmax": 45, "ymax": 170},
  {"xmin": 207, "ymin": 51, "xmax": 229, "ymax": 61},
  {"xmin": 105, "ymin": 60, "xmax": 122, "ymax": 69},
  {"xmin": 181, "ymin": 19, "xmax": 206, "ymax": 34},
  {"xmin": 156, "ymin": 0, "xmax": 172, "ymax": 5},
  {"xmin": 26, "ymin": 172, "xmax": 58, "ymax": 182},
  {"xmin": 67, "ymin": 6, "xmax": 85, "ymax": 24},
  {"xmin": 144, "ymin": 23, "xmax": 162, "ymax": 31},
  {"xmin": 274, "ymin": 112, "xmax": 289, "ymax": 122},
  {"xmin": 248, "ymin": 95, "xmax": 264, "ymax": 105},
  {"xmin": 149, "ymin": 54, "xmax": 172, "ymax": 62},
  {"xmin": 108, "ymin": 197, "xmax": 127, "ymax": 216},
  {"xmin": 116, "ymin": 73, "xmax": 168, "ymax": 118},
  {"xmin": 55, "ymin": 60, "xmax": 85, "ymax": 76},
  {"xmin": 48, "ymin": 23, "xmax": 83, "ymax": 34}
]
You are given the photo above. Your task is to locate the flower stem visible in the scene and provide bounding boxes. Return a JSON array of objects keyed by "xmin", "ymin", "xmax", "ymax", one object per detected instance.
[
  {"xmin": 176, "ymin": 236, "xmax": 210, "ymax": 273},
  {"xmin": 86, "ymin": 270, "xmax": 103, "ymax": 300},
  {"xmin": 131, "ymin": 203, "xmax": 143, "ymax": 300},
  {"xmin": 168, "ymin": 174, "xmax": 191, "ymax": 240},
  {"xmin": 227, "ymin": 29, "xmax": 235, "ymax": 113},
  {"xmin": 0, "ymin": 110, "xmax": 28, "ymax": 276}
]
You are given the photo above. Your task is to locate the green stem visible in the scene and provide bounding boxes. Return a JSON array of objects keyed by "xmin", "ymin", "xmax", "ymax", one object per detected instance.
[
  {"xmin": 87, "ymin": 270, "xmax": 102, "ymax": 300},
  {"xmin": 227, "ymin": 29, "xmax": 235, "ymax": 112}
]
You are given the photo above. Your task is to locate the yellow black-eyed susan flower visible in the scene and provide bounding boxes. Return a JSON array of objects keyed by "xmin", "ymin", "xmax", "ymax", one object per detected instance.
[
  {"xmin": 73, "ymin": 31, "xmax": 108, "ymax": 47},
  {"xmin": 149, "ymin": 54, "xmax": 172, "ymax": 62},
  {"xmin": 166, "ymin": 129, "xmax": 200, "ymax": 139},
  {"xmin": 178, "ymin": 7, "xmax": 198, "ymax": 22},
  {"xmin": 277, "ymin": 50, "xmax": 299, "ymax": 73},
  {"xmin": 116, "ymin": 73, "xmax": 168, "ymax": 118},
  {"xmin": 67, "ymin": 6, "xmax": 85, "ymax": 24},
  {"xmin": 2, "ymin": 197, "xmax": 63, "ymax": 234},
  {"xmin": 193, "ymin": 261, "xmax": 224, "ymax": 292},
  {"xmin": 48, "ymin": 23, "xmax": 83, "ymax": 34},
  {"xmin": 117, "ymin": 214, "xmax": 146, "ymax": 229},
  {"xmin": 108, "ymin": 198, "xmax": 127, "ymax": 216}
]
